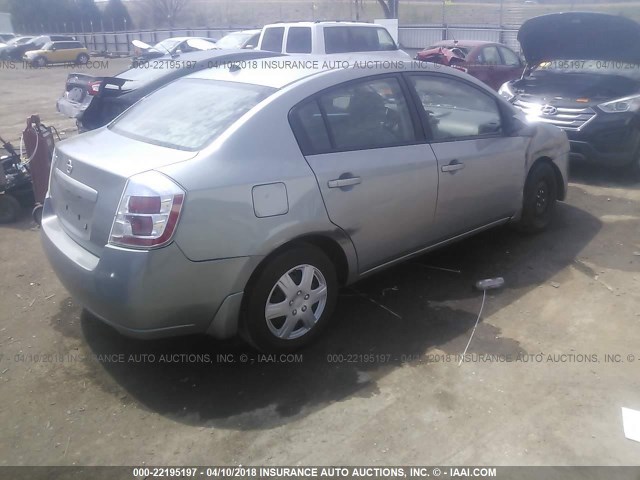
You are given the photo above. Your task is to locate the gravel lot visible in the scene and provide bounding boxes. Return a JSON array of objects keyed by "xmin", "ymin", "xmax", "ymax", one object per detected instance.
[
  {"xmin": 0, "ymin": 58, "xmax": 129, "ymax": 143},
  {"xmin": 0, "ymin": 58, "xmax": 639, "ymax": 468}
]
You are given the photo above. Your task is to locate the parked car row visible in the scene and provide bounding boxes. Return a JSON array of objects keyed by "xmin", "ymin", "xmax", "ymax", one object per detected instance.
[
  {"xmin": 131, "ymin": 36, "xmax": 218, "ymax": 62},
  {"xmin": 500, "ymin": 12, "xmax": 640, "ymax": 173},
  {"xmin": 413, "ymin": 13, "xmax": 640, "ymax": 174},
  {"xmin": 57, "ymin": 21, "xmax": 410, "ymax": 132},
  {"xmin": 415, "ymin": 40, "xmax": 524, "ymax": 91},
  {"xmin": 0, "ymin": 34, "xmax": 77, "ymax": 63}
]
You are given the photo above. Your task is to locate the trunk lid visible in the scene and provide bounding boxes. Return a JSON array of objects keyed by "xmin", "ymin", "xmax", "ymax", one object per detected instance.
[
  {"xmin": 518, "ymin": 12, "xmax": 640, "ymax": 65},
  {"xmin": 80, "ymin": 77, "xmax": 134, "ymax": 130},
  {"xmin": 49, "ymin": 128, "xmax": 197, "ymax": 257}
]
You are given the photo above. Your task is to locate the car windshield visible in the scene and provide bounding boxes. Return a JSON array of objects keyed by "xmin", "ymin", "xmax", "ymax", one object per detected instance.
[
  {"xmin": 110, "ymin": 78, "xmax": 276, "ymax": 151},
  {"xmin": 534, "ymin": 59, "xmax": 640, "ymax": 81},
  {"xmin": 26, "ymin": 36, "xmax": 46, "ymax": 46},
  {"xmin": 153, "ymin": 38, "xmax": 182, "ymax": 52},
  {"xmin": 217, "ymin": 32, "xmax": 253, "ymax": 49},
  {"xmin": 42, "ymin": 42, "xmax": 54, "ymax": 50}
]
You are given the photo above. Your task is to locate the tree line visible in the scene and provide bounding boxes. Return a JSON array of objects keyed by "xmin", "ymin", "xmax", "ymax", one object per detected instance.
[
  {"xmin": 7, "ymin": 0, "xmax": 402, "ymax": 34},
  {"xmin": 8, "ymin": 0, "xmax": 133, "ymax": 33}
]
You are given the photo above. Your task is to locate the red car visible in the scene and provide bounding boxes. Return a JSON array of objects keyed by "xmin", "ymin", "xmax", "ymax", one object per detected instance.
[{"xmin": 415, "ymin": 40, "xmax": 524, "ymax": 90}]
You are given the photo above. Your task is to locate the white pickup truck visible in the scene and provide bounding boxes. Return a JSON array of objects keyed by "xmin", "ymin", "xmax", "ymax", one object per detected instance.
[{"xmin": 256, "ymin": 21, "xmax": 410, "ymax": 59}]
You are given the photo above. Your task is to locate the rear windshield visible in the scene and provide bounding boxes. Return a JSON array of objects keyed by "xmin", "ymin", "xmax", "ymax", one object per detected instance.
[
  {"xmin": 110, "ymin": 78, "xmax": 276, "ymax": 151},
  {"xmin": 154, "ymin": 38, "xmax": 182, "ymax": 52},
  {"xmin": 112, "ymin": 61, "xmax": 186, "ymax": 90},
  {"xmin": 324, "ymin": 26, "xmax": 397, "ymax": 54}
]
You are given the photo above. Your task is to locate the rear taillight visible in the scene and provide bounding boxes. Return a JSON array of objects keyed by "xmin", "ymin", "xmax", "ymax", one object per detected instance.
[
  {"xmin": 88, "ymin": 80, "xmax": 102, "ymax": 96},
  {"xmin": 109, "ymin": 171, "xmax": 185, "ymax": 249}
]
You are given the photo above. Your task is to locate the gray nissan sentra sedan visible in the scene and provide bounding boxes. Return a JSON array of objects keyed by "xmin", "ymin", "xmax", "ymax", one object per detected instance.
[{"xmin": 42, "ymin": 57, "xmax": 569, "ymax": 351}]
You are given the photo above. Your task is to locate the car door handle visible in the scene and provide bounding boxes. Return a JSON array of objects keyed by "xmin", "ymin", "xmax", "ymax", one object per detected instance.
[
  {"xmin": 441, "ymin": 161, "xmax": 465, "ymax": 173},
  {"xmin": 328, "ymin": 177, "xmax": 362, "ymax": 188}
]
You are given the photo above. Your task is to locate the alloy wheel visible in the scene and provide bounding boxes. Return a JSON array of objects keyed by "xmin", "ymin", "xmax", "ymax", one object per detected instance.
[
  {"xmin": 264, "ymin": 264, "xmax": 328, "ymax": 340},
  {"xmin": 534, "ymin": 181, "xmax": 548, "ymax": 215}
]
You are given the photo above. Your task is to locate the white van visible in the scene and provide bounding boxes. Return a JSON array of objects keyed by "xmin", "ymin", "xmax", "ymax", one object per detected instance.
[{"xmin": 257, "ymin": 21, "xmax": 410, "ymax": 58}]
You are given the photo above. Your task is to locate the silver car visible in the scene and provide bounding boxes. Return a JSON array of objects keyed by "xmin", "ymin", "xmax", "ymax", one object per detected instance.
[{"xmin": 42, "ymin": 58, "xmax": 569, "ymax": 351}]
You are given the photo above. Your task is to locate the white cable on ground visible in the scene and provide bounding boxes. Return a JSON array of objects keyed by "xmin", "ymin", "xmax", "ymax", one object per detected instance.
[
  {"xmin": 19, "ymin": 128, "xmax": 39, "ymax": 166},
  {"xmin": 458, "ymin": 289, "xmax": 486, "ymax": 366}
]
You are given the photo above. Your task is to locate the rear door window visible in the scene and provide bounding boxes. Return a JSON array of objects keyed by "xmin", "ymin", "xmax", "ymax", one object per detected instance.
[
  {"xmin": 315, "ymin": 76, "xmax": 416, "ymax": 151},
  {"xmin": 261, "ymin": 27, "xmax": 285, "ymax": 52},
  {"xmin": 324, "ymin": 27, "xmax": 350, "ymax": 54},
  {"xmin": 324, "ymin": 26, "xmax": 396, "ymax": 54},
  {"xmin": 286, "ymin": 27, "xmax": 312, "ymax": 53}
]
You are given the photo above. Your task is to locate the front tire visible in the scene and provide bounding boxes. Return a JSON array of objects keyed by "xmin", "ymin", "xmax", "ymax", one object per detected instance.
[
  {"xmin": 33, "ymin": 56, "xmax": 46, "ymax": 68},
  {"xmin": 514, "ymin": 162, "xmax": 558, "ymax": 233},
  {"xmin": 627, "ymin": 149, "xmax": 640, "ymax": 179},
  {"xmin": 241, "ymin": 245, "xmax": 338, "ymax": 352}
]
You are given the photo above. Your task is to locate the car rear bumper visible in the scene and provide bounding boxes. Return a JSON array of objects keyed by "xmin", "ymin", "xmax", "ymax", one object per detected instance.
[
  {"xmin": 56, "ymin": 97, "xmax": 90, "ymax": 119},
  {"xmin": 41, "ymin": 200, "xmax": 255, "ymax": 339}
]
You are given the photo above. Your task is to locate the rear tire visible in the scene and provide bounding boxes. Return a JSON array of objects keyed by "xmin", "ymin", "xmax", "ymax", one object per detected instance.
[
  {"xmin": 76, "ymin": 53, "xmax": 89, "ymax": 65},
  {"xmin": 514, "ymin": 162, "xmax": 558, "ymax": 233},
  {"xmin": 0, "ymin": 194, "xmax": 21, "ymax": 223},
  {"xmin": 241, "ymin": 244, "xmax": 337, "ymax": 352}
]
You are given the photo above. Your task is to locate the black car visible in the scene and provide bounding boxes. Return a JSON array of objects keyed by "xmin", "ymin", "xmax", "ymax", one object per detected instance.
[
  {"xmin": 57, "ymin": 49, "xmax": 283, "ymax": 132},
  {"xmin": 1, "ymin": 34, "xmax": 75, "ymax": 60},
  {"xmin": 0, "ymin": 36, "xmax": 33, "ymax": 58},
  {"xmin": 499, "ymin": 12, "xmax": 640, "ymax": 173}
]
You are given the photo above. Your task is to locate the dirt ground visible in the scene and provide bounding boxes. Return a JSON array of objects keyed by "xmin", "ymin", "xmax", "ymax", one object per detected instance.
[
  {"xmin": 0, "ymin": 58, "xmax": 129, "ymax": 144},
  {"xmin": 0, "ymin": 58, "xmax": 640, "ymax": 468}
]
